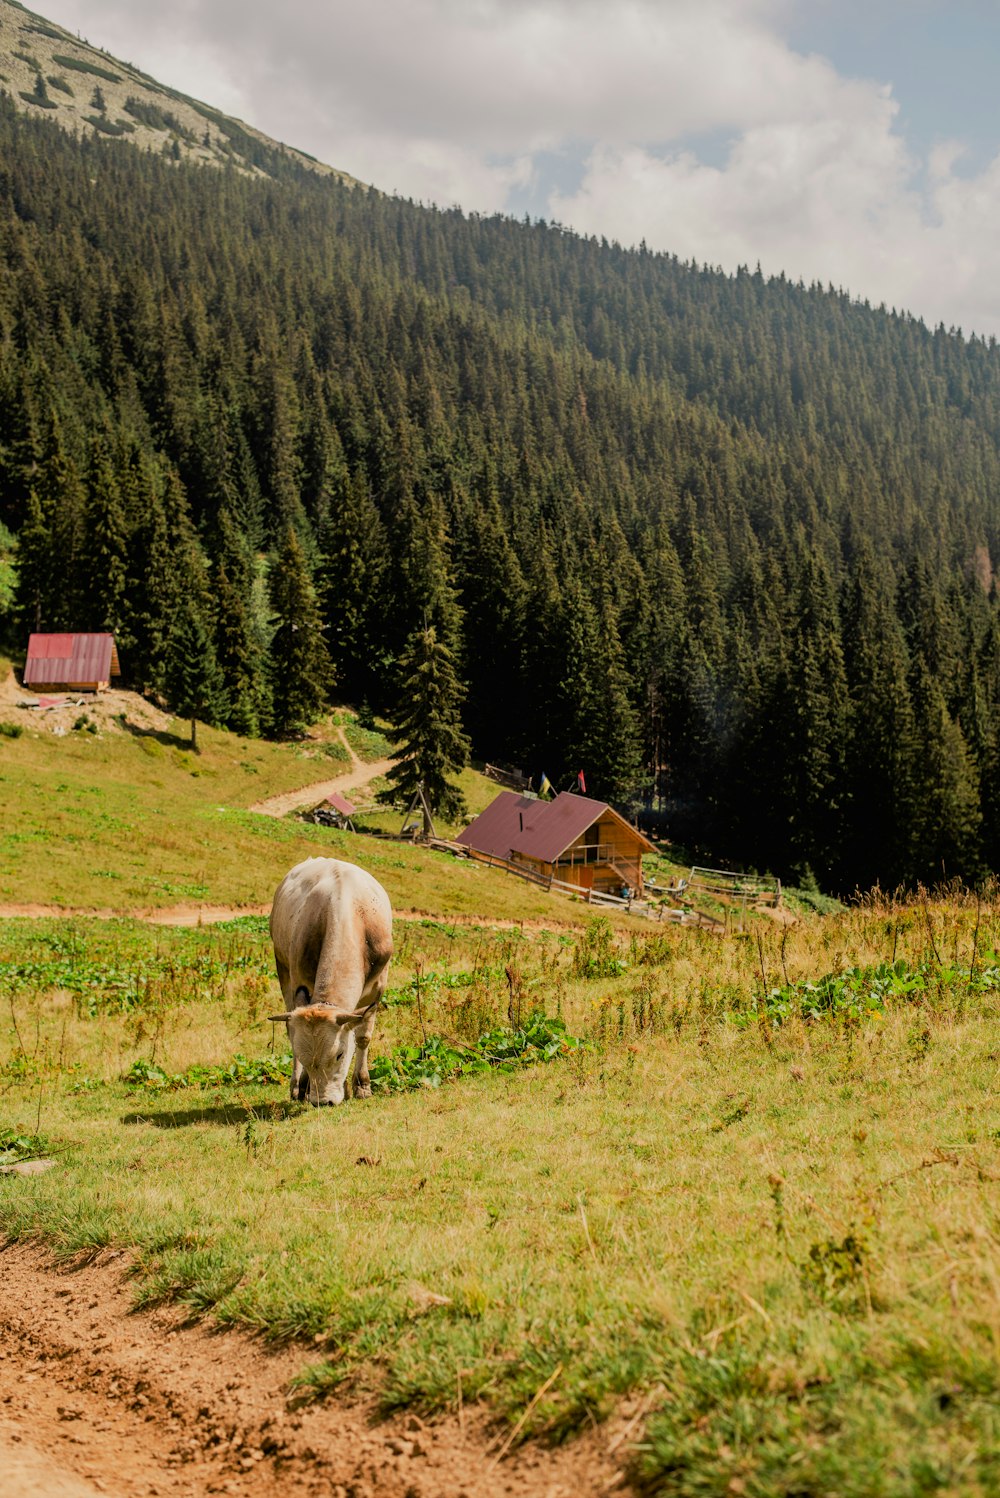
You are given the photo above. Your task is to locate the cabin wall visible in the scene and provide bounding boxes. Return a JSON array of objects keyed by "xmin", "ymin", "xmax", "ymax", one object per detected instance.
[{"xmin": 554, "ymin": 812, "xmax": 644, "ymax": 893}]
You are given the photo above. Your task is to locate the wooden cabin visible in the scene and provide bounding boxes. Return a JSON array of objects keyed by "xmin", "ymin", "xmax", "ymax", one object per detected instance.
[
  {"xmin": 23, "ymin": 633, "xmax": 121, "ymax": 693},
  {"xmin": 456, "ymin": 791, "xmax": 654, "ymax": 895}
]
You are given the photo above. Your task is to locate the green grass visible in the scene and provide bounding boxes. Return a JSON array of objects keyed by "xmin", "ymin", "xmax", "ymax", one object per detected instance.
[
  {"xmin": 3, "ymin": 894, "xmax": 1000, "ymax": 1490},
  {"xmin": 0, "ymin": 711, "xmax": 579, "ymax": 921},
  {"xmin": 342, "ymin": 717, "xmax": 392, "ymax": 763},
  {"xmin": 3, "ymin": 698, "xmax": 999, "ymax": 1484}
]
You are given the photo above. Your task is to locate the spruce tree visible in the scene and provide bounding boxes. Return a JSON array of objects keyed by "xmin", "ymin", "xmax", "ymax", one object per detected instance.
[
  {"xmin": 379, "ymin": 625, "xmax": 470, "ymax": 823},
  {"xmin": 163, "ymin": 599, "xmax": 226, "ymax": 749},
  {"xmin": 121, "ymin": 465, "xmax": 174, "ymax": 693},
  {"xmin": 83, "ymin": 437, "xmax": 129, "ymax": 632},
  {"xmin": 317, "ymin": 469, "xmax": 389, "ymax": 708},
  {"xmin": 14, "ymin": 488, "xmax": 50, "ymax": 637},
  {"xmin": 268, "ymin": 528, "xmax": 334, "ymax": 735},
  {"xmin": 213, "ymin": 506, "xmax": 270, "ymax": 735}
]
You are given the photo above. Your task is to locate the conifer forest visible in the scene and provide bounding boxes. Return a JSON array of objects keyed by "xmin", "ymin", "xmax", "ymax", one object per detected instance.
[{"xmin": 3, "ymin": 92, "xmax": 1000, "ymax": 892}]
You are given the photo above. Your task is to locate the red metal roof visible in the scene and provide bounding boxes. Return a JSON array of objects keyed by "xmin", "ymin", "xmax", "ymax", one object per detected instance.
[
  {"xmin": 454, "ymin": 791, "xmax": 539, "ymax": 860},
  {"xmin": 24, "ymin": 633, "xmax": 120, "ymax": 685},
  {"xmin": 457, "ymin": 790, "xmax": 654, "ymax": 864},
  {"xmin": 325, "ymin": 793, "xmax": 356, "ymax": 816}
]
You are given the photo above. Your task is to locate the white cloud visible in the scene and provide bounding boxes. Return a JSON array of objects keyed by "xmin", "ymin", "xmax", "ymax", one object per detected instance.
[
  {"xmin": 31, "ymin": 0, "xmax": 1000, "ymax": 333},
  {"xmin": 551, "ymin": 107, "xmax": 1000, "ymax": 335}
]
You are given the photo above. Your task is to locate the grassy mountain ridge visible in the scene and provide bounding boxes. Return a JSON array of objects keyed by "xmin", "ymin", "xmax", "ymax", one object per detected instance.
[{"xmin": 0, "ymin": 0, "xmax": 357, "ymax": 183}]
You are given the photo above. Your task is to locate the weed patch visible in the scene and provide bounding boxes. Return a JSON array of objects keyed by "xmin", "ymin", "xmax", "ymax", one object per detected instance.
[{"xmin": 371, "ymin": 1013, "xmax": 585, "ymax": 1093}]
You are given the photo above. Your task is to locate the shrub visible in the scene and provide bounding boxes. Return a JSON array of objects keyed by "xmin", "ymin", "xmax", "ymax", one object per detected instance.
[
  {"xmin": 571, "ymin": 917, "xmax": 629, "ymax": 978},
  {"xmin": 52, "ymin": 54, "xmax": 121, "ymax": 83},
  {"xmin": 0, "ymin": 721, "xmax": 23, "ymax": 739},
  {"xmin": 122, "ymin": 96, "xmax": 194, "ymax": 140},
  {"xmin": 86, "ymin": 115, "xmax": 130, "ymax": 136}
]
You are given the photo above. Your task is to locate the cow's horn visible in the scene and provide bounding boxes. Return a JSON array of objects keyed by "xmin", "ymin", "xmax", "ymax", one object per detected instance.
[{"xmin": 267, "ymin": 1013, "xmax": 292, "ymax": 1023}]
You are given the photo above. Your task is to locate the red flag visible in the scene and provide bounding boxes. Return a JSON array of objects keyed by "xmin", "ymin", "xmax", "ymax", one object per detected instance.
[{"xmin": 577, "ymin": 770, "xmax": 586, "ymax": 794}]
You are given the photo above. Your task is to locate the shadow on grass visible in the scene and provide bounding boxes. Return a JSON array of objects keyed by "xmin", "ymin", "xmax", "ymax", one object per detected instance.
[
  {"xmin": 123, "ymin": 1100, "xmax": 305, "ymax": 1128},
  {"xmin": 120, "ymin": 718, "xmax": 195, "ymax": 752}
]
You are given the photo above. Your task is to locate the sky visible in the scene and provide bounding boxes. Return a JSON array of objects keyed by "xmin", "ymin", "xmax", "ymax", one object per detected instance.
[{"xmin": 32, "ymin": 0, "xmax": 1000, "ymax": 337}]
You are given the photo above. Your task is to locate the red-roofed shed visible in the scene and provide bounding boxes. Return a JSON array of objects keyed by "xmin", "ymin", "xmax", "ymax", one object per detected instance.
[
  {"xmin": 456, "ymin": 790, "xmax": 654, "ymax": 895},
  {"xmin": 24, "ymin": 633, "xmax": 121, "ymax": 692}
]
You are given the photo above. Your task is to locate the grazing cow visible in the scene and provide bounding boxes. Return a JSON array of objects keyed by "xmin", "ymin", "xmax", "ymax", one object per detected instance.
[{"xmin": 268, "ymin": 857, "xmax": 393, "ymax": 1106}]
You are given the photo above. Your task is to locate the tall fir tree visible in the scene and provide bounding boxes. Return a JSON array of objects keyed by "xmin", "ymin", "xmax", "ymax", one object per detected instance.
[
  {"xmin": 378, "ymin": 624, "xmax": 471, "ymax": 823},
  {"xmin": 163, "ymin": 598, "xmax": 227, "ymax": 749},
  {"xmin": 317, "ymin": 469, "xmax": 389, "ymax": 708},
  {"xmin": 268, "ymin": 528, "xmax": 334, "ymax": 734},
  {"xmin": 83, "ymin": 435, "xmax": 129, "ymax": 633}
]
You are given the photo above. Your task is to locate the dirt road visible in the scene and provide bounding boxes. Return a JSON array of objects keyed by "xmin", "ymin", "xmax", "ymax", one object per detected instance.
[
  {"xmin": 0, "ymin": 1242, "xmax": 636, "ymax": 1498},
  {"xmin": 248, "ymin": 727, "xmax": 394, "ymax": 818}
]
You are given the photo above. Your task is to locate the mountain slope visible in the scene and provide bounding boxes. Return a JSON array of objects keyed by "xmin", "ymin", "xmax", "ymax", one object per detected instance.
[
  {"xmin": 3, "ymin": 3, "xmax": 1000, "ymax": 893},
  {"xmin": 0, "ymin": 0, "xmax": 356, "ymax": 182}
]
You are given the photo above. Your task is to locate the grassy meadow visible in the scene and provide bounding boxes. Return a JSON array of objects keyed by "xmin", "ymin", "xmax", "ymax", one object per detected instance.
[
  {"xmin": 3, "ymin": 885, "xmax": 1000, "ymax": 1495},
  {"xmin": 2, "ymin": 703, "xmax": 999, "ymax": 1492},
  {"xmin": 0, "ymin": 710, "xmax": 566, "ymax": 919}
]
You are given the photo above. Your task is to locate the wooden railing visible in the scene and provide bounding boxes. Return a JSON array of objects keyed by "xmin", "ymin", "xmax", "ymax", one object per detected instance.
[
  {"xmin": 688, "ymin": 866, "xmax": 782, "ymax": 906},
  {"xmin": 466, "ymin": 848, "xmax": 697, "ymax": 921}
]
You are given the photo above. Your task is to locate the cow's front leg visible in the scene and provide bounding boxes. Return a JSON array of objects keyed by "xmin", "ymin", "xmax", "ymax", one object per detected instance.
[
  {"xmin": 292, "ymin": 1059, "xmax": 309, "ymax": 1102},
  {"xmin": 352, "ymin": 987, "xmax": 385, "ymax": 1099}
]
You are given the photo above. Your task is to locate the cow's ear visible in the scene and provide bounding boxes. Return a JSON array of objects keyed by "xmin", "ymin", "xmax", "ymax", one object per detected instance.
[{"xmin": 293, "ymin": 985, "xmax": 311, "ymax": 1006}]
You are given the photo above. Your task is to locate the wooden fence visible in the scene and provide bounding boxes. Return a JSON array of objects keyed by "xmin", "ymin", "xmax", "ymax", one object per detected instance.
[
  {"xmin": 465, "ymin": 849, "xmax": 699, "ymax": 922},
  {"xmin": 688, "ymin": 866, "xmax": 782, "ymax": 906},
  {"xmin": 483, "ymin": 763, "xmax": 532, "ymax": 792}
]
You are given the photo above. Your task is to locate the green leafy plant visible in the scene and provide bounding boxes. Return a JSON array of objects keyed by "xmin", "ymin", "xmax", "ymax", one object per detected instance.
[
  {"xmin": 571, "ymin": 917, "xmax": 628, "ymax": 979},
  {"xmin": 0, "ymin": 1126, "xmax": 55, "ymax": 1164},
  {"xmin": 370, "ymin": 1013, "xmax": 585, "ymax": 1094}
]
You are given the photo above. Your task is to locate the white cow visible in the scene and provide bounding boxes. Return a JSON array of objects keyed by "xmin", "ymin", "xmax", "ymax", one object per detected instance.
[{"xmin": 268, "ymin": 857, "xmax": 393, "ymax": 1106}]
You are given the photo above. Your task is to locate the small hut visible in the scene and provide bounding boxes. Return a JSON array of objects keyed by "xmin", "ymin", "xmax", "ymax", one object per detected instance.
[
  {"xmin": 23, "ymin": 633, "xmax": 121, "ymax": 693},
  {"xmin": 456, "ymin": 790, "xmax": 654, "ymax": 896}
]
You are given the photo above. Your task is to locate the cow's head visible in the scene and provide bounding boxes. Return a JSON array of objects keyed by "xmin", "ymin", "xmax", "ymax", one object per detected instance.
[{"xmin": 269, "ymin": 991, "xmax": 376, "ymax": 1106}]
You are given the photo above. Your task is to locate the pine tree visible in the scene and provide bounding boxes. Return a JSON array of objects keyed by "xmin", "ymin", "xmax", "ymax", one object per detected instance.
[
  {"xmin": 121, "ymin": 464, "xmax": 175, "ymax": 692},
  {"xmin": 83, "ymin": 436, "xmax": 129, "ymax": 632},
  {"xmin": 268, "ymin": 528, "xmax": 334, "ymax": 735},
  {"xmin": 14, "ymin": 488, "xmax": 50, "ymax": 636},
  {"xmin": 213, "ymin": 506, "xmax": 270, "ymax": 735},
  {"xmin": 317, "ymin": 469, "xmax": 389, "ymax": 707},
  {"xmin": 908, "ymin": 665, "xmax": 982, "ymax": 884},
  {"xmin": 163, "ymin": 599, "xmax": 226, "ymax": 749},
  {"xmin": 378, "ymin": 625, "xmax": 470, "ymax": 823}
]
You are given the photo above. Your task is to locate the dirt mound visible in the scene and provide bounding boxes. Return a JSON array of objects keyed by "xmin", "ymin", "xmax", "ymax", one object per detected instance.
[
  {"xmin": 0, "ymin": 665, "xmax": 174, "ymax": 738},
  {"xmin": 0, "ymin": 1242, "xmax": 636, "ymax": 1497}
]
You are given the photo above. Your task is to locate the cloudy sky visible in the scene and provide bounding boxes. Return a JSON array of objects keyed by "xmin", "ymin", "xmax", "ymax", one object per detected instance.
[{"xmin": 36, "ymin": 0, "xmax": 1000, "ymax": 336}]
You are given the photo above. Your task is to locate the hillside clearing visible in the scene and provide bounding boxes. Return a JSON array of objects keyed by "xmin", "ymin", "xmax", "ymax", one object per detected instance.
[{"xmin": 0, "ymin": 677, "xmax": 608, "ymax": 925}]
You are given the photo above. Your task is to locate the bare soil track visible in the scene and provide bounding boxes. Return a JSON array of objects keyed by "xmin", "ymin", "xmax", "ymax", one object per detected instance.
[
  {"xmin": 0, "ymin": 1242, "xmax": 637, "ymax": 1498},
  {"xmin": 248, "ymin": 727, "xmax": 393, "ymax": 818}
]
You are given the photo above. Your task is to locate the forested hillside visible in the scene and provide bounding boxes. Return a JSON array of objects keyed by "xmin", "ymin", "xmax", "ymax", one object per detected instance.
[{"xmin": 2, "ymin": 79, "xmax": 1000, "ymax": 893}]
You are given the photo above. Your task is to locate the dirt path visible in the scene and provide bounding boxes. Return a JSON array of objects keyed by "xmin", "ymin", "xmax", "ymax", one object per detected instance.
[
  {"xmin": 249, "ymin": 727, "xmax": 394, "ymax": 818},
  {"xmin": 0, "ymin": 1242, "xmax": 637, "ymax": 1498},
  {"xmin": 0, "ymin": 902, "xmax": 590, "ymax": 932}
]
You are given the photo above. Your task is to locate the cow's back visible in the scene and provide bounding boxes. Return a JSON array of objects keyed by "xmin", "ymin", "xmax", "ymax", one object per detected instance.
[{"xmin": 270, "ymin": 857, "xmax": 393, "ymax": 1007}]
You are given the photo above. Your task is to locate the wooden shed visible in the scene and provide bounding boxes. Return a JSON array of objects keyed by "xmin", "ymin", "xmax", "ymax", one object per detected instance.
[
  {"xmin": 24, "ymin": 633, "xmax": 121, "ymax": 693},
  {"xmin": 456, "ymin": 791, "xmax": 655, "ymax": 896}
]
